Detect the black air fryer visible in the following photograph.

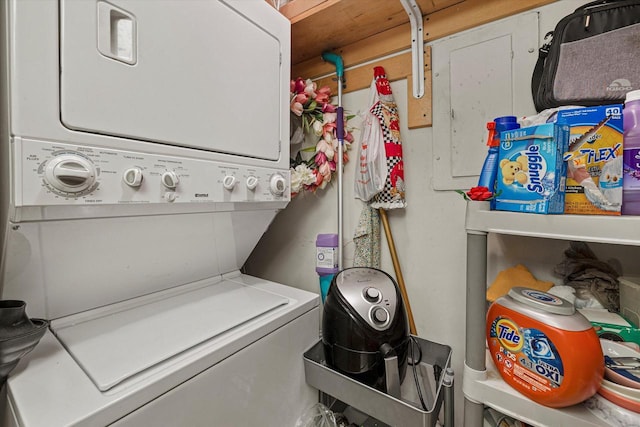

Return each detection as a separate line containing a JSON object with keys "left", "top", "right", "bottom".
{"left": 322, "top": 267, "right": 410, "bottom": 392}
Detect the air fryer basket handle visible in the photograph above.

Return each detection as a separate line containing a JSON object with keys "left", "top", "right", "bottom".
{"left": 380, "top": 343, "right": 401, "bottom": 398}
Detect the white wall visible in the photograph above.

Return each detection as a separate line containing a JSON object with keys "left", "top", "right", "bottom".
{"left": 245, "top": 1, "right": 589, "bottom": 425}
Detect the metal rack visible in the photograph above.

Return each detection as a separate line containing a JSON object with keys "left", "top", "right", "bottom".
{"left": 462, "top": 202, "right": 640, "bottom": 426}
{"left": 303, "top": 336, "right": 453, "bottom": 426}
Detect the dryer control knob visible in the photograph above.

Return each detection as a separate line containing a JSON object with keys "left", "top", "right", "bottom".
{"left": 269, "top": 174, "right": 287, "bottom": 196}
{"left": 223, "top": 175, "right": 237, "bottom": 191}
{"left": 246, "top": 176, "right": 259, "bottom": 191}
{"left": 161, "top": 171, "right": 179, "bottom": 189}
{"left": 123, "top": 167, "right": 143, "bottom": 187}
{"left": 44, "top": 154, "right": 97, "bottom": 194}
{"left": 371, "top": 307, "right": 389, "bottom": 324}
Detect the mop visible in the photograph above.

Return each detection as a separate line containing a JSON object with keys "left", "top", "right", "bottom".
{"left": 321, "top": 52, "right": 346, "bottom": 270}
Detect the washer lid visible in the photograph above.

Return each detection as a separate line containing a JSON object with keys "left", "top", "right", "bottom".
{"left": 52, "top": 280, "right": 288, "bottom": 391}
{"left": 508, "top": 287, "right": 575, "bottom": 315}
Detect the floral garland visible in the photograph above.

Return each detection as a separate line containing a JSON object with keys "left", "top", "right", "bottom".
{"left": 289, "top": 77, "right": 354, "bottom": 196}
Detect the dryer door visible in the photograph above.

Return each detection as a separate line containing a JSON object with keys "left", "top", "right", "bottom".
{"left": 59, "top": 0, "right": 286, "bottom": 161}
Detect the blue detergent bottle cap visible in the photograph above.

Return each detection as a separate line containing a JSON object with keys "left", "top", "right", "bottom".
{"left": 493, "top": 115, "right": 520, "bottom": 136}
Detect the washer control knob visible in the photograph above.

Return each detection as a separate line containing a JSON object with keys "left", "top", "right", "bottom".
{"left": 161, "top": 171, "right": 179, "bottom": 189}
{"left": 44, "top": 154, "right": 96, "bottom": 193}
{"left": 223, "top": 175, "right": 237, "bottom": 191}
{"left": 246, "top": 176, "right": 259, "bottom": 191}
{"left": 164, "top": 191, "right": 176, "bottom": 202}
{"left": 364, "top": 287, "right": 381, "bottom": 302}
{"left": 123, "top": 167, "right": 143, "bottom": 187}
{"left": 269, "top": 173, "right": 287, "bottom": 196}
{"left": 371, "top": 307, "right": 389, "bottom": 324}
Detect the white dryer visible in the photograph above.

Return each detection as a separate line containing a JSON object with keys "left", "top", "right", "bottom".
{"left": 0, "top": 1, "right": 319, "bottom": 426}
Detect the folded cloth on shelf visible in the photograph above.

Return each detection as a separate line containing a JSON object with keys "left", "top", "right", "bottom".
{"left": 554, "top": 241, "right": 621, "bottom": 312}
{"left": 486, "top": 264, "right": 554, "bottom": 302}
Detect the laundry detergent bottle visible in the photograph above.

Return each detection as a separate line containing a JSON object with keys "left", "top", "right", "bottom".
{"left": 486, "top": 287, "right": 603, "bottom": 408}
{"left": 622, "top": 89, "right": 640, "bottom": 214}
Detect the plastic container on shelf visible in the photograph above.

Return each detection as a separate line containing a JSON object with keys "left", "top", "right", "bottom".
{"left": 316, "top": 234, "right": 338, "bottom": 302}
{"left": 622, "top": 89, "right": 640, "bottom": 215}
{"left": 486, "top": 287, "right": 604, "bottom": 408}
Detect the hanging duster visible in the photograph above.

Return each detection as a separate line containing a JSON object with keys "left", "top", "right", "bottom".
{"left": 368, "top": 66, "right": 416, "bottom": 334}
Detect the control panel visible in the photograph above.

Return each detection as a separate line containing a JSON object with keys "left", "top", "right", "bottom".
{"left": 16, "top": 139, "right": 290, "bottom": 207}
{"left": 335, "top": 268, "right": 399, "bottom": 332}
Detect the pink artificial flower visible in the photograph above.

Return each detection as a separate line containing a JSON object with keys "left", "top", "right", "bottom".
{"left": 317, "top": 86, "right": 331, "bottom": 97}
{"left": 293, "top": 77, "right": 306, "bottom": 94}
{"left": 316, "top": 93, "right": 330, "bottom": 105}
{"left": 329, "top": 160, "right": 336, "bottom": 172}
{"left": 294, "top": 93, "right": 309, "bottom": 105}
{"left": 315, "top": 151, "right": 327, "bottom": 165}
{"left": 323, "top": 127, "right": 336, "bottom": 146}
{"left": 322, "top": 103, "right": 336, "bottom": 113}
{"left": 291, "top": 101, "right": 303, "bottom": 116}
{"left": 315, "top": 87, "right": 331, "bottom": 105}
{"left": 345, "top": 131, "right": 354, "bottom": 143}
{"left": 313, "top": 170, "right": 323, "bottom": 186}
{"left": 316, "top": 140, "right": 334, "bottom": 161}
{"left": 319, "top": 162, "right": 332, "bottom": 179}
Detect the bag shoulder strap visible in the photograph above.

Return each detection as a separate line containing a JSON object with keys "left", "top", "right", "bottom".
{"left": 530, "top": 31, "right": 553, "bottom": 104}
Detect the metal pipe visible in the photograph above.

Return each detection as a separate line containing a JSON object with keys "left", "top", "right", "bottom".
{"left": 464, "top": 230, "right": 488, "bottom": 427}
{"left": 399, "top": 0, "right": 424, "bottom": 99}
{"left": 443, "top": 368, "right": 455, "bottom": 427}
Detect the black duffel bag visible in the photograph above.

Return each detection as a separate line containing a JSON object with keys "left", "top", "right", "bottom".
{"left": 532, "top": 0, "right": 640, "bottom": 112}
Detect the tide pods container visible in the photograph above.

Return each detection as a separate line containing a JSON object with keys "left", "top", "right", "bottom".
{"left": 486, "top": 287, "right": 603, "bottom": 408}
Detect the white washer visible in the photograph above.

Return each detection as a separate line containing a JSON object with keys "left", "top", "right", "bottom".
{"left": 0, "top": 1, "right": 319, "bottom": 425}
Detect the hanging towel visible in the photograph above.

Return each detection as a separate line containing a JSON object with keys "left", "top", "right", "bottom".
{"left": 353, "top": 206, "right": 381, "bottom": 268}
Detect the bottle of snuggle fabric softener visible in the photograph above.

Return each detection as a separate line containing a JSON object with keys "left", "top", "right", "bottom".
{"left": 622, "top": 90, "right": 640, "bottom": 214}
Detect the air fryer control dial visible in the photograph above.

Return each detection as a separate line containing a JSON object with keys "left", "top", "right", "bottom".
{"left": 371, "top": 306, "right": 389, "bottom": 324}
{"left": 364, "top": 287, "right": 381, "bottom": 302}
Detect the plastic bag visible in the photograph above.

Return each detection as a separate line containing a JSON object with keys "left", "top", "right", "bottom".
{"left": 354, "top": 81, "right": 387, "bottom": 202}
{"left": 295, "top": 403, "right": 337, "bottom": 427}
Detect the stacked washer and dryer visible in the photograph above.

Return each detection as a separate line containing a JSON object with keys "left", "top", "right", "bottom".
{"left": 0, "top": 1, "right": 319, "bottom": 425}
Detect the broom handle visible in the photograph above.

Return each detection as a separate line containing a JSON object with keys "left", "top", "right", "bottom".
{"left": 379, "top": 208, "right": 417, "bottom": 335}
{"left": 322, "top": 51, "right": 345, "bottom": 269}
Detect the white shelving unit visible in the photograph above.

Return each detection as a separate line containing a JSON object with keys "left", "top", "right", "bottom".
{"left": 462, "top": 202, "right": 640, "bottom": 427}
